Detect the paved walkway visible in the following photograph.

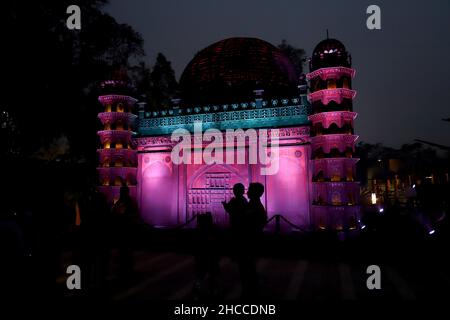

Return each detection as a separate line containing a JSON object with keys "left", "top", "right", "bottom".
{"left": 86, "top": 249, "right": 449, "bottom": 301}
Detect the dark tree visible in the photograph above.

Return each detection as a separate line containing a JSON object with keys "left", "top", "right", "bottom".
{"left": 149, "top": 53, "right": 179, "bottom": 110}
{"left": 130, "top": 61, "right": 152, "bottom": 103}
{"left": 278, "top": 39, "right": 306, "bottom": 77}
{"left": 3, "top": 0, "right": 145, "bottom": 162}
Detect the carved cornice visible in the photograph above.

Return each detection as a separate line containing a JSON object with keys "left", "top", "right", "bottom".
{"left": 97, "top": 130, "right": 132, "bottom": 144}
{"left": 135, "top": 126, "right": 310, "bottom": 149}
{"left": 306, "top": 67, "right": 356, "bottom": 81}
{"left": 98, "top": 95, "right": 138, "bottom": 107}
{"left": 309, "top": 88, "right": 356, "bottom": 105}
{"left": 310, "top": 134, "right": 359, "bottom": 153}
{"left": 308, "top": 111, "right": 357, "bottom": 128}
{"left": 98, "top": 112, "right": 137, "bottom": 125}
{"left": 138, "top": 104, "right": 311, "bottom": 135}
{"left": 97, "top": 148, "right": 137, "bottom": 165}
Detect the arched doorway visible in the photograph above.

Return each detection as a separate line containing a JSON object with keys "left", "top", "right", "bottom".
{"left": 187, "top": 164, "right": 249, "bottom": 226}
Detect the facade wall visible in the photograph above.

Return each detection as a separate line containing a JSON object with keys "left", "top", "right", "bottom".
{"left": 136, "top": 126, "right": 311, "bottom": 229}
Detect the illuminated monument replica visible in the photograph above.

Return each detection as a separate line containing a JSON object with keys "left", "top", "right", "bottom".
{"left": 96, "top": 37, "right": 360, "bottom": 232}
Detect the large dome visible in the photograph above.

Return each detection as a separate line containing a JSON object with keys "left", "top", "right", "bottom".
{"left": 179, "top": 37, "right": 299, "bottom": 105}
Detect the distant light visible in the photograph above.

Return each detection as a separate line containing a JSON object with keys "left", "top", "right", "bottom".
{"left": 412, "top": 184, "right": 416, "bottom": 188}
{"left": 361, "top": 225, "right": 366, "bottom": 230}
{"left": 379, "top": 208, "right": 384, "bottom": 213}
{"left": 429, "top": 229, "right": 435, "bottom": 235}
{"left": 426, "top": 176, "right": 433, "bottom": 179}
{"left": 371, "top": 193, "right": 377, "bottom": 205}
{"left": 377, "top": 159, "right": 382, "bottom": 162}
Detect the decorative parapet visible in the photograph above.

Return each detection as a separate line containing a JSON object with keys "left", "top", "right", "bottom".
{"left": 308, "top": 111, "right": 357, "bottom": 129}
{"left": 135, "top": 126, "right": 310, "bottom": 150}
{"left": 310, "top": 134, "right": 358, "bottom": 153}
{"left": 306, "top": 67, "right": 356, "bottom": 81}
{"left": 97, "top": 148, "right": 137, "bottom": 166}
{"left": 98, "top": 95, "right": 138, "bottom": 107}
{"left": 308, "top": 88, "right": 356, "bottom": 105}
{"left": 97, "top": 130, "right": 133, "bottom": 145}
{"left": 143, "top": 97, "right": 304, "bottom": 118}
{"left": 138, "top": 103, "right": 311, "bottom": 136}
{"left": 98, "top": 112, "right": 137, "bottom": 126}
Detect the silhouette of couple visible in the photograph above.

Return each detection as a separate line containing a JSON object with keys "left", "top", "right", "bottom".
{"left": 222, "top": 182, "right": 267, "bottom": 235}
{"left": 222, "top": 182, "right": 267, "bottom": 298}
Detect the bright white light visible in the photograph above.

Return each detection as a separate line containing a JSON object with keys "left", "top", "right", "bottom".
{"left": 429, "top": 229, "right": 435, "bottom": 235}
{"left": 371, "top": 193, "right": 377, "bottom": 205}
{"left": 361, "top": 225, "right": 366, "bottom": 230}
{"left": 379, "top": 208, "right": 384, "bottom": 213}
{"left": 413, "top": 184, "right": 416, "bottom": 188}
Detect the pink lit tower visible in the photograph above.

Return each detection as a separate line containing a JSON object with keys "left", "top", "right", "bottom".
{"left": 96, "top": 72, "right": 138, "bottom": 203}
{"left": 307, "top": 38, "right": 360, "bottom": 232}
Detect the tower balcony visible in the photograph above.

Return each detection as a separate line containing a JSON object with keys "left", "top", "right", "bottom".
{"left": 308, "top": 111, "right": 357, "bottom": 129}
{"left": 310, "top": 134, "right": 358, "bottom": 155}
{"left": 97, "top": 148, "right": 137, "bottom": 167}
{"left": 312, "top": 181, "right": 360, "bottom": 206}
{"left": 312, "top": 157, "right": 359, "bottom": 182}
{"left": 97, "top": 185, "right": 137, "bottom": 204}
{"left": 98, "top": 112, "right": 137, "bottom": 126}
{"left": 98, "top": 95, "right": 138, "bottom": 108}
{"left": 306, "top": 67, "right": 355, "bottom": 81}
{"left": 309, "top": 88, "right": 356, "bottom": 105}
{"left": 97, "top": 130, "right": 133, "bottom": 145}
{"left": 97, "top": 167, "right": 137, "bottom": 186}
{"left": 311, "top": 205, "right": 360, "bottom": 231}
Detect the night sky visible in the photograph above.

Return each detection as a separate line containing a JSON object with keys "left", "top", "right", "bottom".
{"left": 106, "top": 0, "right": 450, "bottom": 148}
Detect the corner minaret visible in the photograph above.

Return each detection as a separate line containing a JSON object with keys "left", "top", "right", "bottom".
{"left": 307, "top": 38, "right": 360, "bottom": 232}
{"left": 96, "top": 72, "right": 138, "bottom": 203}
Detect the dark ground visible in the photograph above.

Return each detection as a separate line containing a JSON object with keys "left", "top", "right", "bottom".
{"left": 1, "top": 205, "right": 449, "bottom": 307}
{"left": 51, "top": 208, "right": 450, "bottom": 302}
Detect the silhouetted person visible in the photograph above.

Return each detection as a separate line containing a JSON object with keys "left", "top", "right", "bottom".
{"left": 193, "top": 212, "right": 220, "bottom": 299}
{"left": 79, "top": 186, "right": 110, "bottom": 294}
{"left": 237, "top": 182, "right": 267, "bottom": 298}
{"left": 222, "top": 183, "right": 248, "bottom": 232}
{"left": 245, "top": 183, "right": 268, "bottom": 235}
{"left": 111, "top": 185, "right": 138, "bottom": 283}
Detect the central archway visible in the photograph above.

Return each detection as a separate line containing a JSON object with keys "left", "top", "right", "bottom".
{"left": 186, "top": 164, "right": 249, "bottom": 226}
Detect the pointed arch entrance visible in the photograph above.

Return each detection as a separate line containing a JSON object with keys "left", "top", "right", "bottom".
{"left": 186, "top": 164, "right": 249, "bottom": 226}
